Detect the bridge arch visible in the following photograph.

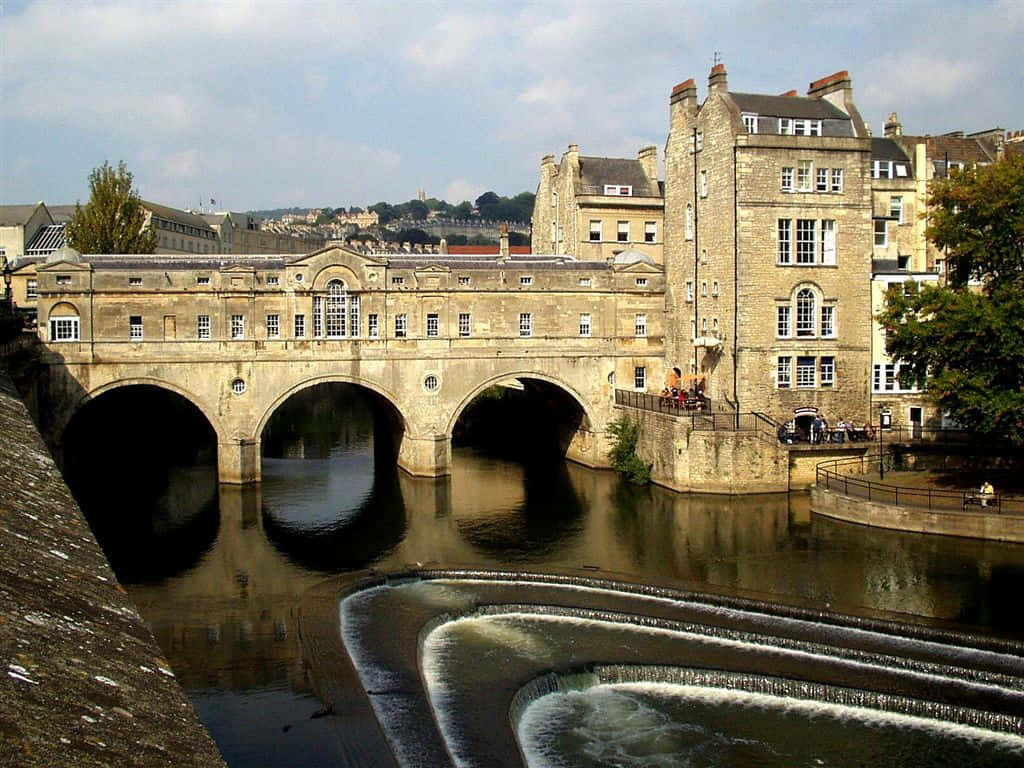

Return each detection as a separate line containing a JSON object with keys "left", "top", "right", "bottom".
{"left": 54, "top": 376, "right": 223, "bottom": 445}
{"left": 446, "top": 371, "right": 596, "bottom": 437}
{"left": 254, "top": 374, "right": 410, "bottom": 441}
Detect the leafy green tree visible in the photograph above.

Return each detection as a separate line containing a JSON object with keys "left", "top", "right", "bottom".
{"left": 66, "top": 161, "right": 157, "bottom": 253}
{"left": 453, "top": 201, "right": 473, "bottom": 219}
{"left": 606, "top": 414, "right": 651, "bottom": 484}
{"left": 879, "top": 155, "right": 1024, "bottom": 445}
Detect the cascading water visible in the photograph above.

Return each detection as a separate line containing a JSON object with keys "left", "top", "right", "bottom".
{"left": 334, "top": 571, "right": 1024, "bottom": 768}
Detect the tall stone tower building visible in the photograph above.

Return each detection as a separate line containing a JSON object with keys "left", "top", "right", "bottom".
{"left": 664, "top": 65, "right": 873, "bottom": 424}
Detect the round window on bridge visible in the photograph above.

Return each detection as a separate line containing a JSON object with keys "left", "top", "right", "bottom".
{"left": 231, "top": 378, "right": 247, "bottom": 395}
{"left": 423, "top": 374, "right": 440, "bottom": 393}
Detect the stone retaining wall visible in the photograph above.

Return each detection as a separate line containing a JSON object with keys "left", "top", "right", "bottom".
{"left": 0, "top": 372, "right": 225, "bottom": 766}
{"left": 811, "top": 486, "right": 1024, "bottom": 543}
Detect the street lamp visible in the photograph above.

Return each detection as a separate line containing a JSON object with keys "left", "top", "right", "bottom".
{"left": 879, "top": 408, "right": 891, "bottom": 479}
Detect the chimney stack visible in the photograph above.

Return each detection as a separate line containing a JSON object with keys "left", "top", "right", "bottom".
{"left": 884, "top": 112, "right": 903, "bottom": 137}
{"left": 669, "top": 78, "right": 698, "bottom": 133}
{"left": 638, "top": 146, "right": 658, "bottom": 186}
{"left": 499, "top": 223, "right": 509, "bottom": 260}
{"left": 708, "top": 62, "right": 728, "bottom": 93}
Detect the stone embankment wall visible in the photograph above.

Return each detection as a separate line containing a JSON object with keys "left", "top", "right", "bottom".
{"left": 0, "top": 372, "right": 225, "bottom": 766}
{"left": 812, "top": 487, "right": 1024, "bottom": 543}
{"left": 624, "top": 408, "right": 789, "bottom": 493}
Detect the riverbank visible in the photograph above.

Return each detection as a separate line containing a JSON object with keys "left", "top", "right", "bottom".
{"left": 0, "top": 372, "right": 225, "bottom": 767}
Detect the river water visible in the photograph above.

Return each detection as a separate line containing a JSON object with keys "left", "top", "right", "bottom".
{"left": 65, "top": 384, "right": 1024, "bottom": 766}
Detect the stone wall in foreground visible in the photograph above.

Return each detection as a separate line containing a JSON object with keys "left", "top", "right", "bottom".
{"left": 0, "top": 371, "right": 225, "bottom": 767}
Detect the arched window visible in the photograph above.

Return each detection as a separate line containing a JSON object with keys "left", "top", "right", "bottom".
{"left": 796, "top": 288, "right": 816, "bottom": 337}
{"left": 48, "top": 302, "right": 80, "bottom": 342}
{"left": 314, "top": 278, "right": 361, "bottom": 338}
{"left": 325, "top": 279, "right": 347, "bottom": 337}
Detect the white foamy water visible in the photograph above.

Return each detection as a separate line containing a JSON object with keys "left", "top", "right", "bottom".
{"left": 518, "top": 683, "right": 1024, "bottom": 768}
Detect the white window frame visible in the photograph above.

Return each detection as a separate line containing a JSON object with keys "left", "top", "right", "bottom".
{"left": 458, "top": 312, "right": 471, "bottom": 337}
{"left": 685, "top": 280, "right": 694, "bottom": 302}
{"left": 816, "top": 167, "right": 829, "bottom": 192}
{"left": 367, "top": 313, "right": 379, "bottom": 338}
{"left": 890, "top": 195, "right": 904, "bottom": 224}
{"left": 797, "top": 160, "right": 812, "bottom": 192}
{"left": 391, "top": 276, "right": 405, "bottom": 286}
{"left": 779, "top": 118, "right": 793, "bottom": 135}
{"left": 820, "top": 356, "right": 835, "bottom": 387}
{"left": 820, "top": 219, "right": 836, "bottom": 265}
{"left": 644, "top": 221, "right": 656, "bottom": 243}
{"left": 49, "top": 316, "right": 80, "bottom": 342}
{"left": 579, "top": 313, "right": 591, "bottom": 337}
{"left": 520, "top": 275, "right": 533, "bottom": 286}
{"left": 796, "top": 288, "right": 816, "bottom": 337}
{"left": 874, "top": 219, "right": 888, "bottom": 247}
{"left": 266, "top": 275, "right": 279, "bottom": 286}
{"left": 635, "top": 277, "right": 648, "bottom": 287}
{"left": 589, "top": 220, "right": 602, "bottom": 241}
{"left": 617, "top": 221, "right": 629, "bottom": 242}
{"left": 26, "top": 279, "right": 38, "bottom": 299}
{"left": 821, "top": 305, "right": 836, "bottom": 338}
{"left": 266, "top": 313, "right": 280, "bottom": 339}
{"left": 781, "top": 166, "right": 794, "bottom": 192}
{"left": 777, "top": 356, "right": 791, "bottom": 388}
{"left": 634, "top": 366, "right": 646, "bottom": 391}
{"left": 519, "top": 312, "right": 532, "bottom": 337}
{"left": 831, "top": 168, "right": 843, "bottom": 193}
{"left": 873, "top": 160, "right": 893, "bottom": 179}
{"left": 579, "top": 277, "right": 592, "bottom": 287}
{"left": 701, "top": 280, "right": 708, "bottom": 297}
{"left": 426, "top": 313, "right": 439, "bottom": 337}
{"left": 742, "top": 113, "right": 758, "bottom": 133}
{"left": 796, "top": 356, "right": 816, "bottom": 388}
{"left": 197, "top": 314, "right": 211, "bottom": 340}
{"left": 635, "top": 314, "right": 647, "bottom": 338}
{"left": 128, "top": 315, "right": 143, "bottom": 340}
{"left": 796, "top": 219, "right": 816, "bottom": 263}
{"left": 197, "top": 276, "right": 210, "bottom": 285}
{"left": 394, "top": 313, "right": 407, "bottom": 338}
{"left": 231, "top": 314, "right": 245, "bottom": 339}
{"left": 294, "top": 313, "right": 306, "bottom": 339}
{"left": 778, "top": 219, "right": 792, "bottom": 264}
{"left": 604, "top": 184, "right": 633, "bottom": 196}
{"left": 685, "top": 204, "right": 693, "bottom": 240}
{"left": 699, "top": 170, "right": 708, "bottom": 198}
{"left": 712, "top": 280, "right": 719, "bottom": 297}
{"left": 458, "top": 276, "right": 471, "bottom": 285}
{"left": 776, "top": 305, "right": 791, "bottom": 338}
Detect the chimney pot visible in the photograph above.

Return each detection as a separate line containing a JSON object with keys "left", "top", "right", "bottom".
{"left": 708, "top": 63, "right": 728, "bottom": 92}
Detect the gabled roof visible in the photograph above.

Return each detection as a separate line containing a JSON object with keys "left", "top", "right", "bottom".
{"left": 578, "top": 157, "right": 660, "bottom": 197}
{"left": 0, "top": 203, "right": 47, "bottom": 227}
{"left": 923, "top": 135, "right": 998, "bottom": 165}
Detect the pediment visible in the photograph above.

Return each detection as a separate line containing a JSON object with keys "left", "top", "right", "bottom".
{"left": 613, "top": 260, "right": 663, "bottom": 274}
{"left": 290, "top": 244, "right": 386, "bottom": 268}
{"left": 412, "top": 263, "right": 451, "bottom": 273}
{"left": 221, "top": 264, "right": 255, "bottom": 273}
{"left": 36, "top": 259, "right": 91, "bottom": 272}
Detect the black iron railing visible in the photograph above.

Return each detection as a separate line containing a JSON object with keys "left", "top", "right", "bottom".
{"left": 615, "top": 390, "right": 779, "bottom": 434}
{"left": 816, "top": 454, "right": 1023, "bottom": 515}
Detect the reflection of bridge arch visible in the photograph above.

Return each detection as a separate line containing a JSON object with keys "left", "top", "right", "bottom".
{"left": 254, "top": 374, "right": 410, "bottom": 441}
{"left": 55, "top": 377, "right": 222, "bottom": 445}
{"left": 445, "top": 371, "right": 595, "bottom": 438}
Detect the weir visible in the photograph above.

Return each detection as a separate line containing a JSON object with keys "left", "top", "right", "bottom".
{"left": 324, "top": 570, "right": 1024, "bottom": 767}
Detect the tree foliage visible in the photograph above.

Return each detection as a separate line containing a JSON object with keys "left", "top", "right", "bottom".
{"left": 928, "top": 155, "right": 1024, "bottom": 288}
{"left": 606, "top": 414, "right": 651, "bottom": 484}
{"left": 66, "top": 161, "right": 157, "bottom": 254}
{"left": 880, "top": 155, "right": 1024, "bottom": 445}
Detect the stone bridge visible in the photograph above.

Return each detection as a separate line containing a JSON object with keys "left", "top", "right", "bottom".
{"left": 28, "top": 245, "right": 668, "bottom": 483}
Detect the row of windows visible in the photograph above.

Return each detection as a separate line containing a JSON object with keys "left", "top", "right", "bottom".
{"left": 781, "top": 162, "right": 843, "bottom": 193}
{"left": 777, "top": 355, "right": 835, "bottom": 389}
{"left": 153, "top": 217, "right": 216, "bottom": 239}
{"left": 872, "top": 363, "right": 923, "bottom": 393}
{"left": 684, "top": 279, "right": 720, "bottom": 301}
{"left": 778, "top": 218, "right": 836, "bottom": 265}
{"left": 743, "top": 114, "right": 823, "bottom": 136}
{"left": 99, "top": 310, "right": 654, "bottom": 342}
{"left": 588, "top": 220, "right": 658, "bottom": 243}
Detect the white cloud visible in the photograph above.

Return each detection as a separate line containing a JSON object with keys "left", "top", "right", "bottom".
{"left": 443, "top": 179, "right": 486, "bottom": 204}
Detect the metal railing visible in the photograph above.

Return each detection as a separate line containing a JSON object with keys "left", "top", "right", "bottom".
{"left": 816, "top": 454, "right": 1024, "bottom": 515}
{"left": 615, "top": 390, "right": 778, "bottom": 434}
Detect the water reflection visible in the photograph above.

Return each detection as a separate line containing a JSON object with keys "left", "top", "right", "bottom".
{"left": 65, "top": 383, "right": 1024, "bottom": 767}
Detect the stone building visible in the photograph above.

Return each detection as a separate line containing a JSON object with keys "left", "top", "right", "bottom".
{"left": 531, "top": 144, "right": 664, "bottom": 264}
{"left": 664, "top": 65, "right": 874, "bottom": 429}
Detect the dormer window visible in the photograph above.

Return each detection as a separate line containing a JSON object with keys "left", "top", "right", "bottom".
{"left": 873, "top": 160, "right": 893, "bottom": 179}
{"left": 603, "top": 185, "right": 632, "bottom": 196}
{"left": 742, "top": 113, "right": 758, "bottom": 133}
{"left": 780, "top": 118, "right": 821, "bottom": 136}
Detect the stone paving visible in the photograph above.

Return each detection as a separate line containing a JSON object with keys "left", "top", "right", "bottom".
{"left": 0, "top": 372, "right": 225, "bottom": 767}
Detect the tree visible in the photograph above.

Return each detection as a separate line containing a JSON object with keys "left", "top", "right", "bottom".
{"left": 879, "top": 155, "right": 1024, "bottom": 445}
{"left": 66, "top": 161, "right": 157, "bottom": 253}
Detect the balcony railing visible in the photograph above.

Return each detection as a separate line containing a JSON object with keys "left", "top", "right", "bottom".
{"left": 615, "top": 390, "right": 778, "bottom": 436}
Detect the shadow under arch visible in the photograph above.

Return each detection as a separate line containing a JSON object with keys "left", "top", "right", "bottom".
{"left": 59, "top": 384, "right": 220, "bottom": 584}
{"left": 448, "top": 371, "right": 593, "bottom": 434}
{"left": 255, "top": 374, "right": 409, "bottom": 450}
{"left": 54, "top": 376, "right": 223, "bottom": 447}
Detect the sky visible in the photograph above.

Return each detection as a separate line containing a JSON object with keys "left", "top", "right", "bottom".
{"left": 2, "top": 0, "right": 1022, "bottom": 212}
